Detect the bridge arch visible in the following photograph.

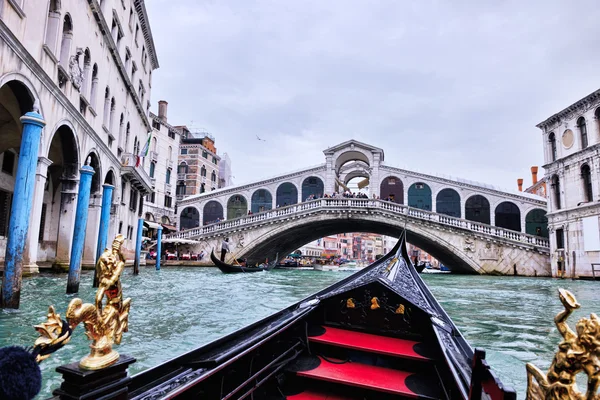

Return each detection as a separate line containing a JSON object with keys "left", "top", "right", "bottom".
{"left": 276, "top": 182, "right": 298, "bottom": 207}
{"left": 408, "top": 182, "right": 432, "bottom": 211}
{"left": 203, "top": 200, "right": 223, "bottom": 225}
{"left": 235, "top": 213, "right": 482, "bottom": 274}
{"left": 227, "top": 194, "right": 248, "bottom": 219}
{"left": 495, "top": 201, "right": 521, "bottom": 232}
{"left": 436, "top": 188, "right": 461, "bottom": 217}
{"left": 465, "top": 194, "right": 490, "bottom": 224}
{"left": 525, "top": 208, "right": 548, "bottom": 237}
{"left": 379, "top": 176, "right": 404, "bottom": 203}
{"left": 180, "top": 206, "right": 201, "bottom": 230}
{"left": 302, "top": 176, "right": 324, "bottom": 201}
{"left": 334, "top": 150, "right": 371, "bottom": 174}
{"left": 251, "top": 189, "right": 273, "bottom": 213}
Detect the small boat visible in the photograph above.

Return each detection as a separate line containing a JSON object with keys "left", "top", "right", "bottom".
{"left": 210, "top": 250, "right": 278, "bottom": 274}
{"left": 130, "top": 231, "right": 514, "bottom": 399}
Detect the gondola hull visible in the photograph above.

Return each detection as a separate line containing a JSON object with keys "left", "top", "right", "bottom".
{"left": 210, "top": 250, "right": 276, "bottom": 274}
{"left": 129, "top": 233, "right": 515, "bottom": 400}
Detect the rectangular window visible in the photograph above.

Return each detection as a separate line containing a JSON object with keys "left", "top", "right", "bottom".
{"left": 152, "top": 120, "right": 160, "bottom": 130}
{"left": 181, "top": 148, "right": 188, "bottom": 155}
{"left": 168, "top": 130, "right": 175, "bottom": 139}
{"left": 166, "top": 168, "right": 171, "bottom": 184}
{"left": 164, "top": 195, "right": 172, "bottom": 208}
{"left": 212, "top": 157, "right": 218, "bottom": 165}
{"left": 39, "top": 203, "right": 47, "bottom": 243}
{"left": 556, "top": 228, "right": 565, "bottom": 249}
{"left": 202, "top": 151, "right": 208, "bottom": 158}
{"left": 0, "top": 189, "right": 12, "bottom": 237}
{"left": 129, "top": 189, "right": 137, "bottom": 211}
{"left": 2, "top": 151, "right": 15, "bottom": 175}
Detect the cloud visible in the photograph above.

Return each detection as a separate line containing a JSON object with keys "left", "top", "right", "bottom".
{"left": 145, "top": 0, "right": 600, "bottom": 191}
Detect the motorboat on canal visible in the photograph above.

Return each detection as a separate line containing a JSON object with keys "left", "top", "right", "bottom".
{"left": 127, "top": 231, "right": 514, "bottom": 400}
{"left": 210, "top": 250, "right": 278, "bottom": 274}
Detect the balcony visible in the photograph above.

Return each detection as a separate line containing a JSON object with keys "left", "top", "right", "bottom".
{"left": 150, "top": 177, "right": 156, "bottom": 187}
{"left": 150, "top": 151, "right": 158, "bottom": 162}
{"left": 165, "top": 183, "right": 172, "bottom": 194}
{"left": 177, "top": 172, "right": 185, "bottom": 180}
{"left": 120, "top": 153, "right": 153, "bottom": 195}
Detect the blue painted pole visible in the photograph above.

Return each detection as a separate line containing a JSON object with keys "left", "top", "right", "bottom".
{"left": 66, "top": 165, "right": 95, "bottom": 294}
{"left": 95, "top": 184, "right": 114, "bottom": 263}
{"left": 156, "top": 226, "right": 163, "bottom": 270}
{"left": 93, "top": 184, "right": 113, "bottom": 287}
{"left": 1, "top": 111, "right": 45, "bottom": 309}
{"left": 134, "top": 217, "right": 143, "bottom": 275}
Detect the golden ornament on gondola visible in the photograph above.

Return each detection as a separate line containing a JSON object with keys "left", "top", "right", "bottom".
{"left": 346, "top": 298, "right": 356, "bottom": 309}
{"left": 526, "top": 288, "right": 600, "bottom": 400}
{"left": 370, "top": 297, "right": 380, "bottom": 310}
{"left": 395, "top": 304, "right": 405, "bottom": 314}
{"left": 33, "top": 235, "right": 131, "bottom": 370}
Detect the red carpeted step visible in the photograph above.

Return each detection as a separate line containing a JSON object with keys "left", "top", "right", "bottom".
{"left": 309, "top": 326, "right": 432, "bottom": 361}
{"left": 296, "top": 357, "right": 440, "bottom": 399}
{"left": 286, "top": 390, "right": 354, "bottom": 399}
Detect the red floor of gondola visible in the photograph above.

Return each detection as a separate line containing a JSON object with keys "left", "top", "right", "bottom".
{"left": 296, "top": 357, "right": 420, "bottom": 397}
{"left": 286, "top": 390, "right": 354, "bottom": 400}
{"left": 309, "top": 326, "right": 431, "bottom": 361}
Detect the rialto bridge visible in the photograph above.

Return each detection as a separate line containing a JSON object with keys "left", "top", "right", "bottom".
{"left": 171, "top": 140, "right": 551, "bottom": 275}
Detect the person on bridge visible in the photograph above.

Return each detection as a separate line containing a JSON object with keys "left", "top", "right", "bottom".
{"left": 221, "top": 238, "right": 230, "bottom": 262}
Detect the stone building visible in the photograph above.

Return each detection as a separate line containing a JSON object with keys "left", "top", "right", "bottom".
{"left": 143, "top": 100, "right": 180, "bottom": 235}
{"left": 176, "top": 130, "right": 221, "bottom": 229}
{"left": 0, "top": 0, "right": 158, "bottom": 276}
{"left": 537, "top": 88, "right": 600, "bottom": 278}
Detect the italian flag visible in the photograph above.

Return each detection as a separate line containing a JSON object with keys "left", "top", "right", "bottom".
{"left": 136, "top": 133, "right": 152, "bottom": 167}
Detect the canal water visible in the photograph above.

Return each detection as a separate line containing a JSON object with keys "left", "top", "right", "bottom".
{"left": 0, "top": 267, "right": 597, "bottom": 399}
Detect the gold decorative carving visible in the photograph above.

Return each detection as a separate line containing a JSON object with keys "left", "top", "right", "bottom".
{"left": 346, "top": 298, "right": 356, "bottom": 309}
{"left": 370, "top": 297, "right": 380, "bottom": 310}
{"left": 33, "top": 235, "right": 131, "bottom": 370}
{"left": 526, "top": 289, "right": 600, "bottom": 400}
{"left": 395, "top": 304, "right": 405, "bottom": 314}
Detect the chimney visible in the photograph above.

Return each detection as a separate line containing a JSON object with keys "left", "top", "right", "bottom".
{"left": 158, "top": 100, "right": 168, "bottom": 122}
{"left": 517, "top": 178, "right": 523, "bottom": 192}
{"left": 531, "top": 166, "right": 538, "bottom": 185}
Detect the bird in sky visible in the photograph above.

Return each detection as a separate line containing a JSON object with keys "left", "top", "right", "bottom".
{"left": 256, "top": 135, "right": 266, "bottom": 142}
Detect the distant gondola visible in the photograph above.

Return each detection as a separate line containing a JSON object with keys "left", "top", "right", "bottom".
{"left": 130, "top": 232, "right": 515, "bottom": 399}
{"left": 210, "top": 250, "right": 278, "bottom": 274}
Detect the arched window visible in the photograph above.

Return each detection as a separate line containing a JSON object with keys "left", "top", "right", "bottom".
{"left": 211, "top": 171, "right": 216, "bottom": 182}
{"left": 103, "top": 87, "right": 110, "bottom": 126}
{"left": 552, "top": 175, "right": 561, "bottom": 210}
{"left": 133, "top": 137, "right": 139, "bottom": 156}
{"left": 178, "top": 163, "right": 188, "bottom": 174}
{"left": 152, "top": 137, "right": 157, "bottom": 152}
{"left": 118, "top": 113, "right": 124, "bottom": 149}
{"left": 596, "top": 108, "right": 600, "bottom": 137}
{"left": 166, "top": 168, "right": 171, "bottom": 184}
{"left": 44, "top": 0, "right": 61, "bottom": 55}
{"left": 109, "top": 97, "right": 116, "bottom": 133}
{"left": 548, "top": 132, "right": 557, "bottom": 162}
{"left": 82, "top": 48, "right": 91, "bottom": 98}
{"left": 581, "top": 164, "right": 593, "bottom": 202}
{"left": 168, "top": 146, "right": 172, "bottom": 162}
{"left": 176, "top": 181, "right": 186, "bottom": 196}
{"left": 90, "top": 64, "right": 98, "bottom": 109}
{"left": 125, "top": 122, "right": 130, "bottom": 152}
{"left": 149, "top": 162, "right": 155, "bottom": 178}
{"left": 59, "top": 14, "right": 73, "bottom": 66}
{"left": 578, "top": 117, "right": 588, "bottom": 149}
{"left": 201, "top": 166, "right": 206, "bottom": 177}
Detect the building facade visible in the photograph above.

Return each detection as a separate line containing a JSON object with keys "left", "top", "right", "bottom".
{"left": 537, "top": 89, "right": 600, "bottom": 278}
{"left": 176, "top": 131, "right": 221, "bottom": 229}
{"left": 143, "top": 100, "right": 180, "bottom": 235}
{"left": 0, "top": 0, "right": 158, "bottom": 272}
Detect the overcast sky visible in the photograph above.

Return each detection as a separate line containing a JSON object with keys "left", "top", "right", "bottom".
{"left": 144, "top": 0, "right": 600, "bottom": 192}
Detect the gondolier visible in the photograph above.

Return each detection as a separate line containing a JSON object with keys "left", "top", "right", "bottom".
{"left": 220, "top": 237, "right": 230, "bottom": 261}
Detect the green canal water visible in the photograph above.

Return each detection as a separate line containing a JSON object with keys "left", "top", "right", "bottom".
{"left": 0, "top": 267, "right": 598, "bottom": 399}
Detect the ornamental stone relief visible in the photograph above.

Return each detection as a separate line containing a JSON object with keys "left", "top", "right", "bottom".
{"left": 69, "top": 48, "right": 84, "bottom": 91}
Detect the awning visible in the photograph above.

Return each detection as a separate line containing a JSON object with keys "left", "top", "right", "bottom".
{"left": 162, "top": 224, "right": 177, "bottom": 232}
{"left": 144, "top": 220, "right": 162, "bottom": 230}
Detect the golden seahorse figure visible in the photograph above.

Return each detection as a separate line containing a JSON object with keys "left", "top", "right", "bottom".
{"left": 33, "top": 234, "right": 131, "bottom": 370}
{"left": 526, "top": 288, "right": 600, "bottom": 400}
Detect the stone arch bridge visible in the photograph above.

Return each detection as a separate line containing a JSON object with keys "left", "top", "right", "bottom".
{"left": 167, "top": 198, "right": 551, "bottom": 276}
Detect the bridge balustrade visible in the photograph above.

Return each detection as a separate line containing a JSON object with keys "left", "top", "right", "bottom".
{"left": 167, "top": 198, "right": 549, "bottom": 249}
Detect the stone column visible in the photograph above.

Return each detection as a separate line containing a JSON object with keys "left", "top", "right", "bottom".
{"left": 96, "top": 184, "right": 115, "bottom": 264}
{"left": 133, "top": 217, "right": 143, "bottom": 275}
{"left": 1, "top": 111, "right": 46, "bottom": 309}
{"left": 156, "top": 226, "right": 163, "bottom": 270}
{"left": 66, "top": 165, "right": 95, "bottom": 294}
{"left": 369, "top": 154, "right": 381, "bottom": 199}
{"left": 54, "top": 174, "right": 79, "bottom": 269}
{"left": 23, "top": 157, "right": 53, "bottom": 275}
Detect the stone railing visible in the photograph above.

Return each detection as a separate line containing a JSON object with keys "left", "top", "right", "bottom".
{"left": 166, "top": 198, "right": 550, "bottom": 250}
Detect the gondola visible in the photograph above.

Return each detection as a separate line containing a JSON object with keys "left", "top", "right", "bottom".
{"left": 211, "top": 250, "right": 278, "bottom": 274}
{"left": 129, "top": 231, "right": 515, "bottom": 400}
